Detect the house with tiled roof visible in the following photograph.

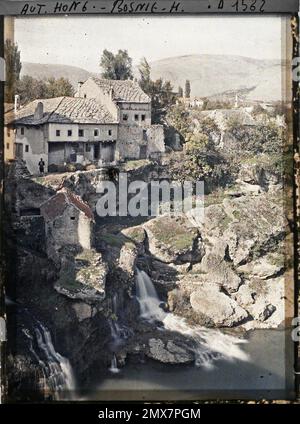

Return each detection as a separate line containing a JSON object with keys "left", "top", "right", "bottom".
{"left": 40, "top": 188, "right": 94, "bottom": 251}
{"left": 9, "top": 77, "right": 164, "bottom": 175}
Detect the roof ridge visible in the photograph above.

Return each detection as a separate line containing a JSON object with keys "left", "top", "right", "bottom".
{"left": 45, "top": 96, "right": 66, "bottom": 123}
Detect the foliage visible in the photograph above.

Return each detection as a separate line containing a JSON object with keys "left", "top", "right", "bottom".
{"left": 202, "top": 99, "right": 232, "bottom": 110}
{"left": 100, "top": 49, "right": 133, "bottom": 80}
{"left": 138, "top": 57, "right": 176, "bottom": 123}
{"left": 17, "top": 76, "right": 74, "bottom": 104}
{"left": 166, "top": 103, "right": 192, "bottom": 142}
{"left": 185, "top": 80, "right": 191, "bottom": 98}
{"left": 228, "top": 121, "right": 285, "bottom": 155}
{"left": 5, "top": 40, "right": 22, "bottom": 103}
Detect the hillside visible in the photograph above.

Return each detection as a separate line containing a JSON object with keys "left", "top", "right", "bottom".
{"left": 149, "top": 55, "right": 284, "bottom": 102}
{"left": 21, "top": 62, "right": 94, "bottom": 88}
{"left": 22, "top": 54, "right": 286, "bottom": 102}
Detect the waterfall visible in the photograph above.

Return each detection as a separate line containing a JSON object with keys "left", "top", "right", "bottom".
{"left": 109, "top": 354, "right": 120, "bottom": 374}
{"left": 22, "top": 315, "right": 76, "bottom": 400}
{"left": 135, "top": 269, "right": 249, "bottom": 369}
{"left": 135, "top": 270, "right": 167, "bottom": 323}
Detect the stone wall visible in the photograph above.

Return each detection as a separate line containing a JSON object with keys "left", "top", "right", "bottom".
{"left": 45, "top": 205, "right": 92, "bottom": 252}
{"left": 15, "top": 126, "right": 48, "bottom": 175}
{"left": 117, "top": 124, "right": 165, "bottom": 160}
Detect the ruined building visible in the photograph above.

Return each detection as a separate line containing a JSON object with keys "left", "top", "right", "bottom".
{"left": 6, "top": 77, "right": 165, "bottom": 174}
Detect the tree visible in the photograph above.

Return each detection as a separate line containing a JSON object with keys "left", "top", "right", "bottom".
{"left": 45, "top": 77, "right": 74, "bottom": 98}
{"left": 16, "top": 76, "right": 74, "bottom": 104}
{"left": 185, "top": 80, "right": 191, "bottom": 99}
{"left": 138, "top": 58, "right": 176, "bottom": 123}
{"left": 100, "top": 49, "right": 133, "bottom": 80}
{"left": 138, "top": 57, "right": 151, "bottom": 91}
{"left": 178, "top": 86, "right": 183, "bottom": 97}
{"left": 5, "top": 40, "right": 22, "bottom": 103}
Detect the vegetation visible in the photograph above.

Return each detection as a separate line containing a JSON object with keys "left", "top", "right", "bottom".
{"left": 138, "top": 57, "right": 176, "bottom": 123}
{"left": 100, "top": 49, "right": 133, "bottom": 80}
{"left": 5, "top": 40, "right": 22, "bottom": 103}
{"left": 16, "top": 75, "right": 74, "bottom": 104}
{"left": 185, "top": 79, "right": 191, "bottom": 98}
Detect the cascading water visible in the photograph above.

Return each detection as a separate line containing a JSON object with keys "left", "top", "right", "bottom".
{"left": 135, "top": 270, "right": 166, "bottom": 323}
{"left": 109, "top": 354, "right": 120, "bottom": 374}
{"left": 135, "top": 269, "right": 249, "bottom": 369}
{"left": 21, "top": 312, "right": 76, "bottom": 400}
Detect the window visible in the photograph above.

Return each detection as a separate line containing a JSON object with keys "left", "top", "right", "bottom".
{"left": 21, "top": 127, "right": 25, "bottom": 135}
{"left": 123, "top": 114, "right": 128, "bottom": 121}
{"left": 25, "top": 145, "right": 29, "bottom": 153}
{"left": 94, "top": 129, "right": 99, "bottom": 137}
{"left": 56, "top": 130, "right": 60, "bottom": 137}
{"left": 70, "top": 217, "right": 76, "bottom": 221}
{"left": 79, "top": 129, "right": 84, "bottom": 137}
{"left": 143, "top": 130, "right": 147, "bottom": 141}
{"left": 141, "top": 114, "right": 146, "bottom": 121}
{"left": 134, "top": 114, "right": 139, "bottom": 121}
{"left": 85, "top": 144, "right": 91, "bottom": 152}
{"left": 108, "top": 129, "right": 112, "bottom": 136}
{"left": 6, "top": 143, "right": 9, "bottom": 149}
{"left": 68, "top": 130, "right": 72, "bottom": 137}
{"left": 84, "top": 94, "right": 87, "bottom": 99}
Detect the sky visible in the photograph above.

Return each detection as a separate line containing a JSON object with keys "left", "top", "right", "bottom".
{"left": 14, "top": 16, "right": 284, "bottom": 72}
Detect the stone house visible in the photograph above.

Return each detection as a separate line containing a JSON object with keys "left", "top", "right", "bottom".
{"left": 4, "top": 103, "right": 16, "bottom": 162}
{"left": 40, "top": 188, "right": 94, "bottom": 251}
{"left": 10, "top": 77, "right": 165, "bottom": 174}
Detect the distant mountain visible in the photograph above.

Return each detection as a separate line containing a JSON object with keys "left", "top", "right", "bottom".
{"left": 22, "top": 54, "right": 286, "bottom": 102}
{"left": 148, "top": 55, "right": 285, "bottom": 102}
{"left": 21, "top": 62, "right": 95, "bottom": 88}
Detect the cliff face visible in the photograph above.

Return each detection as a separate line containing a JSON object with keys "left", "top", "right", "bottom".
{"left": 4, "top": 152, "right": 290, "bottom": 400}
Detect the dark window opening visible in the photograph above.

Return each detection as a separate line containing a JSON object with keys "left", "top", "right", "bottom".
{"left": 25, "top": 145, "right": 29, "bottom": 152}
{"left": 85, "top": 144, "right": 91, "bottom": 152}
{"left": 6, "top": 143, "right": 9, "bottom": 149}
{"left": 20, "top": 208, "right": 41, "bottom": 217}
{"left": 68, "top": 130, "right": 72, "bottom": 136}
{"left": 134, "top": 114, "right": 139, "bottom": 121}
{"left": 143, "top": 130, "right": 147, "bottom": 141}
{"left": 94, "top": 129, "right": 99, "bottom": 136}
{"left": 79, "top": 129, "right": 84, "bottom": 137}
{"left": 21, "top": 127, "right": 25, "bottom": 135}
{"left": 84, "top": 94, "right": 87, "bottom": 98}
{"left": 56, "top": 129, "right": 60, "bottom": 136}
{"left": 123, "top": 114, "right": 128, "bottom": 121}
{"left": 108, "top": 130, "right": 112, "bottom": 136}
{"left": 141, "top": 114, "right": 146, "bottom": 121}
{"left": 70, "top": 216, "right": 76, "bottom": 221}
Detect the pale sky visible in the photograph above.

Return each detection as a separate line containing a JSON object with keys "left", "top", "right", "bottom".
{"left": 15, "top": 16, "right": 284, "bottom": 72}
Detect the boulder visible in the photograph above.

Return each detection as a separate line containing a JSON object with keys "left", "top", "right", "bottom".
{"left": 190, "top": 283, "right": 248, "bottom": 327}
{"left": 146, "top": 338, "right": 194, "bottom": 364}
{"left": 143, "top": 215, "right": 204, "bottom": 264}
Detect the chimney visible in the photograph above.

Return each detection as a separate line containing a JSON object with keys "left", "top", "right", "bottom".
{"left": 77, "top": 81, "right": 83, "bottom": 97}
{"left": 34, "top": 102, "right": 44, "bottom": 121}
{"left": 14, "top": 94, "right": 20, "bottom": 113}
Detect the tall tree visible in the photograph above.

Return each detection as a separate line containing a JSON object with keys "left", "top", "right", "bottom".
{"left": 100, "top": 49, "right": 133, "bottom": 80}
{"left": 185, "top": 79, "right": 191, "bottom": 98}
{"left": 178, "top": 86, "right": 183, "bottom": 97}
{"left": 138, "top": 57, "right": 151, "bottom": 91}
{"left": 5, "top": 40, "right": 22, "bottom": 103}
{"left": 138, "top": 59, "right": 176, "bottom": 123}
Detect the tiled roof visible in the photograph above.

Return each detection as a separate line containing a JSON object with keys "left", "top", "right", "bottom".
{"left": 40, "top": 188, "right": 94, "bottom": 221}
{"left": 14, "top": 97, "right": 117, "bottom": 125}
{"left": 91, "top": 77, "right": 150, "bottom": 103}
